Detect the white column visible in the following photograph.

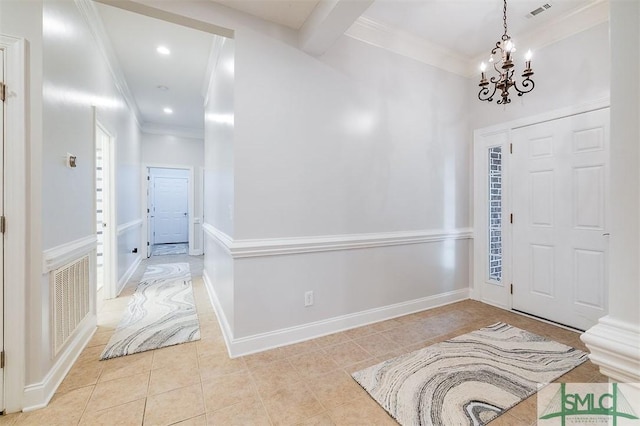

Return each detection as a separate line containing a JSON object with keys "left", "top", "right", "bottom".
{"left": 581, "top": 0, "right": 640, "bottom": 383}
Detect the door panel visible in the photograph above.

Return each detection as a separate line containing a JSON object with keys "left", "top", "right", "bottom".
{"left": 153, "top": 176, "right": 188, "bottom": 244}
{"left": 512, "top": 108, "right": 609, "bottom": 330}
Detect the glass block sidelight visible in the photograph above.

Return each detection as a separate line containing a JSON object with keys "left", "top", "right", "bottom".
{"left": 488, "top": 146, "right": 502, "bottom": 282}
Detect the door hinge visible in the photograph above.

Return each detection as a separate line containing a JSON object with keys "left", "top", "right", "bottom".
{"left": 0, "top": 82, "right": 6, "bottom": 102}
{"left": 510, "top": 213, "right": 513, "bottom": 224}
{"left": 1, "top": 351, "right": 5, "bottom": 368}
{"left": 510, "top": 283, "right": 513, "bottom": 295}
{"left": 147, "top": 176, "right": 150, "bottom": 181}
{"left": 0, "top": 216, "right": 6, "bottom": 233}
{"left": 147, "top": 241, "right": 150, "bottom": 246}
{"left": 509, "top": 143, "right": 513, "bottom": 154}
{"left": 147, "top": 208, "right": 149, "bottom": 213}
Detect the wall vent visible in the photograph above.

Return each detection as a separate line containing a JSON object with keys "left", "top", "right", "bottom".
{"left": 527, "top": 3, "right": 552, "bottom": 18}
{"left": 52, "top": 255, "right": 91, "bottom": 355}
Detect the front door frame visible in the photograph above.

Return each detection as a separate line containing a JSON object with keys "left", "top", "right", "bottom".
{"left": 142, "top": 164, "right": 194, "bottom": 257}
{"left": 472, "top": 98, "right": 610, "bottom": 309}
{"left": 1, "top": 35, "right": 27, "bottom": 414}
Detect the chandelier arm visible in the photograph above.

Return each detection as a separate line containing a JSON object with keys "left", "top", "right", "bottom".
{"left": 478, "top": 84, "right": 497, "bottom": 102}
{"left": 514, "top": 77, "right": 535, "bottom": 96}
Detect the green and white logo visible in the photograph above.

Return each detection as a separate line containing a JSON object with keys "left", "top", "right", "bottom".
{"left": 538, "top": 383, "right": 640, "bottom": 425}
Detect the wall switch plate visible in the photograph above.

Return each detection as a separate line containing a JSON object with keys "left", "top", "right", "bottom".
{"left": 304, "top": 291, "right": 314, "bottom": 307}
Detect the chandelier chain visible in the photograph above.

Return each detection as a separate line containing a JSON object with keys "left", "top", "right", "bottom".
{"left": 502, "top": 0, "right": 508, "bottom": 40}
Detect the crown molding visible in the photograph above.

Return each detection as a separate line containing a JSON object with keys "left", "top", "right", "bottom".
{"left": 141, "top": 121, "right": 204, "bottom": 139}
{"left": 345, "top": 17, "right": 471, "bottom": 77}
{"left": 347, "top": 1, "right": 608, "bottom": 79}
{"left": 74, "top": 0, "right": 143, "bottom": 128}
{"left": 468, "top": 0, "right": 609, "bottom": 76}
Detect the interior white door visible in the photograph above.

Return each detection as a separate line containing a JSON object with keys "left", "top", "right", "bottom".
{"left": 153, "top": 176, "right": 188, "bottom": 244}
{"left": 511, "top": 108, "right": 609, "bottom": 331}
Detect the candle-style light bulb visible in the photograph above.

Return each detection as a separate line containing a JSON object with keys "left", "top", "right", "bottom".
{"left": 480, "top": 62, "right": 487, "bottom": 72}
{"left": 505, "top": 40, "right": 514, "bottom": 52}
{"left": 525, "top": 49, "right": 533, "bottom": 61}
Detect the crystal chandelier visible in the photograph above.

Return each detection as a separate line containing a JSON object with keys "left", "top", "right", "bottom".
{"left": 478, "top": 0, "right": 535, "bottom": 104}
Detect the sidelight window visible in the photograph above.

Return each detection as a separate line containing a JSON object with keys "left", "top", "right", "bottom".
{"left": 488, "top": 146, "right": 502, "bottom": 282}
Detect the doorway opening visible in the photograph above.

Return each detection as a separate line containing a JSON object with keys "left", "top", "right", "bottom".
{"left": 147, "top": 167, "right": 191, "bottom": 257}
{"left": 95, "top": 121, "right": 116, "bottom": 303}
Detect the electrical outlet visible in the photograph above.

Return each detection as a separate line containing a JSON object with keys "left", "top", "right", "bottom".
{"left": 304, "top": 291, "right": 314, "bottom": 307}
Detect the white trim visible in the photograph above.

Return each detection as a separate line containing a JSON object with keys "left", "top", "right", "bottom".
{"left": 116, "top": 254, "right": 141, "bottom": 296}
{"left": 21, "top": 315, "right": 96, "bottom": 412}
{"left": 346, "top": 1, "right": 608, "bottom": 78}
{"left": 202, "top": 269, "right": 234, "bottom": 358}
{"left": 74, "top": 0, "right": 142, "bottom": 128}
{"left": 203, "top": 223, "right": 472, "bottom": 258}
{"left": 1, "top": 34, "right": 27, "bottom": 414}
{"left": 204, "top": 267, "right": 468, "bottom": 358}
{"left": 202, "top": 222, "right": 233, "bottom": 253}
{"left": 42, "top": 235, "right": 98, "bottom": 274}
{"left": 117, "top": 218, "right": 142, "bottom": 236}
{"left": 345, "top": 17, "right": 470, "bottom": 77}
{"left": 581, "top": 315, "right": 640, "bottom": 383}
{"left": 469, "top": 0, "right": 610, "bottom": 76}
{"left": 202, "top": 36, "right": 225, "bottom": 105}
{"left": 143, "top": 165, "right": 196, "bottom": 257}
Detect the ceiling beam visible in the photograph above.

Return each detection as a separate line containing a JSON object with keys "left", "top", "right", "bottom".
{"left": 299, "top": 0, "right": 374, "bottom": 56}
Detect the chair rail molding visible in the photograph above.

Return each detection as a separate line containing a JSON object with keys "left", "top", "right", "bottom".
{"left": 42, "top": 235, "right": 98, "bottom": 274}
{"left": 203, "top": 222, "right": 473, "bottom": 258}
{"left": 117, "top": 218, "right": 143, "bottom": 236}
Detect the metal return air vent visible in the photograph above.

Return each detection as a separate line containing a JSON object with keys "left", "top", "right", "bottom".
{"left": 527, "top": 3, "right": 552, "bottom": 18}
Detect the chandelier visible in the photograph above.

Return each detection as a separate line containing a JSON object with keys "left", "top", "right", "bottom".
{"left": 478, "top": 0, "right": 534, "bottom": 104}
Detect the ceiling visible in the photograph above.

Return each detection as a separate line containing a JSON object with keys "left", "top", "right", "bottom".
{"left": 95, "top": 2, "right": 216, "bottom": 133}
{"left": 94, "top": 0, "right": 602, "bottom": 136}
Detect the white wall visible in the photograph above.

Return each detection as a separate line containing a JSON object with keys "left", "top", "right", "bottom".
{"left": 224, "top": 30, "right": 471, "bottom": 346}
{"left": 203, "top": 36, "right": 236, "bottom": 331}
{"left": 142, "top": 133, "right": 204, "bottom": 253}
{"left": 470, "top": 23, "right": 610, "bottom": 130}
{"left": 2, "top": 0, "right": 142, "bottom": 404}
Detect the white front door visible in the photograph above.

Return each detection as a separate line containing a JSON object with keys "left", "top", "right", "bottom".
{"left": 511, "top": 108, "right": 609, "bottom": 331}
{"left": 153, "top": 176, "right": 188, "bottom": 244}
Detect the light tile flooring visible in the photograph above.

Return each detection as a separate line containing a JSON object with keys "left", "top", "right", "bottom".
{"left": 2, "top": 255, "right": 606, "bottom": 425}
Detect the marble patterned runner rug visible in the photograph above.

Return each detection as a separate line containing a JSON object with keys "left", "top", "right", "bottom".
{"left": 151, "top": 243, "right": 188, "bottom": 256}
{"left": 100, "top": 262, "right": 200, "bottom": 360}
{"left": 352, "top": 322, "right": 587, "bottom": 426}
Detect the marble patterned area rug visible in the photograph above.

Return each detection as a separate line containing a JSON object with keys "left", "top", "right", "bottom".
{"left": 100, "top": 262, "right": 200, "bottom": 360}
{"left": 151, "top": 243, "right": 188, "bottom": 256}
{"left": 352, "top": 322, "right": 587, "bottom": 426}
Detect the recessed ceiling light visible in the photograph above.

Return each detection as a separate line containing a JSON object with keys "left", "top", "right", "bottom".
{"left": 163, "top": 107, "right": 173, "bottom": 114}
{"left": 156, "top": 45, "right": 170, "bottom": 55}
{"left": 157, "top": 85, "right": 169, "bottom": 91}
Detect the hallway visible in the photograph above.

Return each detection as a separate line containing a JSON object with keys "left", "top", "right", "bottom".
{"left": 1, "top": 254, "right": 607, "bottom": 425}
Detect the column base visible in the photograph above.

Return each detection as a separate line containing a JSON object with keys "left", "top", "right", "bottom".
{"left": 581, "top": 315, "right": 640, "bottom": 383}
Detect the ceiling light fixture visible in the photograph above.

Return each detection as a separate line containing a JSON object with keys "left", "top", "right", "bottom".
{"left": 478, "top": 0, "right": 535, "bottom": 104}
{"left": 157, "top": 85, "right": 169, "bottom": 91}
{"left": 163, "top": 107, "right": 173, "bottom": 114}
{"left": 156, "top": 45, "right": 170, "bottom": 55}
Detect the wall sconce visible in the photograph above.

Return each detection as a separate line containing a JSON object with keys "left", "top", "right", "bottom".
{"left": 66, "top": 153, "right": 77, "bottom": 168}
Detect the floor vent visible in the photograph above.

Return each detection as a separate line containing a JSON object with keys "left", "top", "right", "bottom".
{"left": 52, "top": 255, "right": 91, "bottom": 355}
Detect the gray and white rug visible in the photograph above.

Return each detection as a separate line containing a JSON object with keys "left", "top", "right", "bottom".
{"left": 100, "top": 262, "right": 200, "bottom": 360}
{"left": 151, "top": 243, "right": 188, "bottom": 256}
{"left": 352, "top": 322, "right": 587, "bottom": 426}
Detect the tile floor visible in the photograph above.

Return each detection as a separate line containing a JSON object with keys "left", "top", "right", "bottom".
{"left": 2, "top": 254, "right": 607, "bottom": 425}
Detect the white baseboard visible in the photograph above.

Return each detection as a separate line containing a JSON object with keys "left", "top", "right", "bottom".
{"left": 581, "top": 315, "right": 640, "bottom": 383}
{"left": 189, "top": 249, "right": 203, "bottom": 256}
{"left": 22, "top": 315, "right": 96, "bottom": 412}
{"left": 202, "top": 272, "right": 469, "bottom": 358}
{"left": 202, "top": 269, "right": 234, "bottom": 358}
{"left": 116, "top": 255, "right": 141, "bottom": 296}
